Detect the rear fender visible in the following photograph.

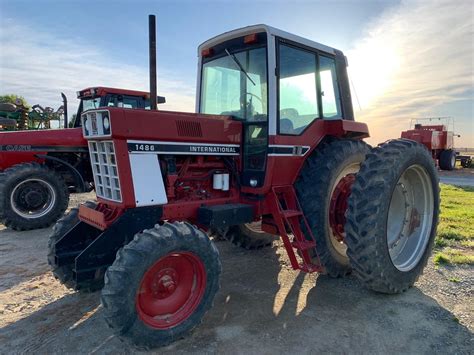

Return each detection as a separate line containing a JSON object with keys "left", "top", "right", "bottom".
{"left": 36, "top": 154, "right": 88, "bottom": 192}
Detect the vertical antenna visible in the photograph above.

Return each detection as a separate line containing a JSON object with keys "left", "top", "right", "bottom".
{"left": 149, "top": 14, "right": 157, "bottom": 110}
{"left": 349, "top": 75, "right": 362, "bottom": 111}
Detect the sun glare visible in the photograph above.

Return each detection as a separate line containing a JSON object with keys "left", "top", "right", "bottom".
{"left": 348, "top": 38, "right": 401, "bottom": 110}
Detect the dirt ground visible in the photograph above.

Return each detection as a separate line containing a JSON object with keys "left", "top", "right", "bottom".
{"left": 0, "top": 193, "right": 472, "bottom": 354}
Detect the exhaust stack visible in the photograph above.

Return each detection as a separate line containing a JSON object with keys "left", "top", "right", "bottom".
{"left": 149, "top": 14, "right": 157, "bottom": 110}
{"left": 61, "top": 92, "right": 68, "bottom": 128}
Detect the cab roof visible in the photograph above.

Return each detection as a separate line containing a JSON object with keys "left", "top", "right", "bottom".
{"left": 78, "top": 87, "right": 150, "bottom": 99}
{"left": 198, "top": 24, "right": 336, "bottom": 56}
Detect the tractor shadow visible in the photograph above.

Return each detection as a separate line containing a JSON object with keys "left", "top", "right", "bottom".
{"left": 1, "top": 239, "right": 472, "bottom": 354}
{"left": 176, "top": 240, "right": 473, "bottom": 353}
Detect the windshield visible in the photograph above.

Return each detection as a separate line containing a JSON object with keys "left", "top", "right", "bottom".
{"left": 200, "top": 47, "right": 267, "bottom": 121}
{"left": 82, "top": 97, "right": 102, "bottom": 112}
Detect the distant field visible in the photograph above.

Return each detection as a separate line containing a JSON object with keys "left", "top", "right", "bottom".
{"left": 456, "top": 148, "right": 474, "bottom": 155}
{"left": 434, "top": 184, "right": 474, "bottom": 265}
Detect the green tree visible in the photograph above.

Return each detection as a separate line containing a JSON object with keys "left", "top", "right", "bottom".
{"left": 0, "top": 94, "right": 30, "bottom": 109}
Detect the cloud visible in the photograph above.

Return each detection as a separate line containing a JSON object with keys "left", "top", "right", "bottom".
{"left": 347, "top": 0, "right": 473, "bottom": 147}
{"left": 0, "top": 19, "right": 195, "bottom": 117}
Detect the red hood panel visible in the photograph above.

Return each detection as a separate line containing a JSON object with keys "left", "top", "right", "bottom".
{"left": 0, "top": 128, "right": 86, "bottom": 147}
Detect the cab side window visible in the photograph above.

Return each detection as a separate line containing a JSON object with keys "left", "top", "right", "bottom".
{"left": 319, "top": 56, "right": 342, "bottom": 119}
{"left": 278, "top": 44, "right": 319, "bottom": 135}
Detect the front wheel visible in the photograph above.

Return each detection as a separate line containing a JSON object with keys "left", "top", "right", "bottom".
{"left": 345, "top": 139, "right": 440, "bottom": 294}
{"left": 48, "top": 201, "right": 97, "bottom": 289}
{"left": 0, "top": 163, "right": 69, "bottom": 230}
{"left": 101, "top": 222, "right": 221, "bottom": 349}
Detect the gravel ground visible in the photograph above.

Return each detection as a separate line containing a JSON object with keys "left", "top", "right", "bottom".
{"left": 0, "top": 193, "right": 472, "bottom": 354}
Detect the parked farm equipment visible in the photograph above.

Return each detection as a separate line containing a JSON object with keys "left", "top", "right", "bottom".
{"left": 48, "top": 17, "right": 440, "bottom": 348}
{"left": 401, "top": 117, "right": 461, "bottom": 170}
{"left": 0, "top": 88, "right": 165, "bottom": 230}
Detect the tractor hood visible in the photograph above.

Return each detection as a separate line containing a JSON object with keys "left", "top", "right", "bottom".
{"left": 0, "top": 128, "right": 87, "bottom": 170}
{"left": 0, "top": 127, "right": 86, "bottom": 149}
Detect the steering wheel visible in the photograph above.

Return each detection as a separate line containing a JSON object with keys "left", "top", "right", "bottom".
{"left": 230, "top": 92, "right": 263, "bottom": 109}
{"left": 243, "top": 92, "right": 262, "bottom": 104}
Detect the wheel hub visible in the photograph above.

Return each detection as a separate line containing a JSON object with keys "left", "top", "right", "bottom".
{"left": 10, "top": 178, "right": 56, "bottom": 219}
{"left": 136, "top": 252, "right": 206, "bottom": 329}
{"left": 329, "top": 174, "right": 355, "bottom": 242}
{"left": 23, "top": 189, "right": 46, "bottom": 208}
{"left": 151, "top": 269, "right": 178, "bottom": 298}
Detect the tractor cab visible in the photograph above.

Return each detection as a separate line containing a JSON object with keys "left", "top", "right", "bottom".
{"left": 73, "top": 87, "right": 166, "bottom": 127}
{"left": 197, "top": 25, "right": 360, "bottom": 188}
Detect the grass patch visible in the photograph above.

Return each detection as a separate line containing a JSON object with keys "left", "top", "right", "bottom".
{"left": 448, "top": 277, "right": 460, "bottom": 283}
{"left": 433, "top": 184, "right": 474, "bottom": 265}
{"left": 433, "top": 249, "right": 474, "bottom": 265}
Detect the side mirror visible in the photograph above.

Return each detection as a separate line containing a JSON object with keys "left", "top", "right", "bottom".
{"left": 157, "top": 96, "right": 166, "bottom": 104}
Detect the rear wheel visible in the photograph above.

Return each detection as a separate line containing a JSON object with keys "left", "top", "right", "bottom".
{"left": 439, "top": 149, "right": 456, "bottom": 170}
{"left": 101, "top": 222, "right": 221, "bottom": 349}
{"left": 295, "top": 138, "right": 371, "bottom": 277}
{"left": 223, "top": 222, "right": 278, "bottom": 249}
{"left": 346, "top": 139, "right": 439, "bottom": 294}
{"left": 0, "top": 163, "right": 69, "bottom": 230}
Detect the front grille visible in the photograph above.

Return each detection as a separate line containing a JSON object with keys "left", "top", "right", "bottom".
{"left": 88, "top": 141, "right": 122, "bottom": 202}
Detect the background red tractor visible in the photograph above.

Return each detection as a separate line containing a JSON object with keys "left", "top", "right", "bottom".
{"left": 49, "top": 18, "right": 440, "bottom": 349}
{"left": 401, "top": 117, "right": 459, "bottom": 170}
{"left": 0, "top": 87, "right": 165, "bottom": 230}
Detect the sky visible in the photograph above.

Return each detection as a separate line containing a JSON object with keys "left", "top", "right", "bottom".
{"left": 0, "top": 0, "right": 472, "bottom": 146}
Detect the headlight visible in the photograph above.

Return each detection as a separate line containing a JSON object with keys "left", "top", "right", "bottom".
{"left": 103, "top": 116, "right": 110, "bottom": 130}
{"left": 85, "top": 117, "right": 92, "bottom": 133}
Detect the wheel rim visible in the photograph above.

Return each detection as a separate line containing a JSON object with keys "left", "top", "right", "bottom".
{"left": 10, "top": 178, "right": 56, "bottom": 219}
{"left": 450, "top": 154, "right": 455, "bottom": 168}
{"left": 387, "top": 164, "right": 434, "bottom": 272}
{"left": 328, "top": 163, "right": 361, "bottom": 257}
{"left": 136, "top": 252, "right": 206, "bottom": 329}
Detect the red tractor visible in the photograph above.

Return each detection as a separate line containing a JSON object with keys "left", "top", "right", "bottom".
{"left": 0, "top": 87, "right": 165, "bottom": 230}
{"left": 401, "top": 117, "right": 458, "bottom": 170}
{"left": 49, "top": 20, "right": 440, "bottom": 349}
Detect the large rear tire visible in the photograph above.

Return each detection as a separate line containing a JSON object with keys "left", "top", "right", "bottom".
{"left": 101, "top": 222, "right": 221, "bottom": 349}
{"left": 223, "top": 222, "right": 278, "bottom": 249}
{"left": 346, "top": 139, "right": 439, "bottom": 294}
{"left": 439, "top": 149, "right": 456, "bottom": 170}
{"left": 47, "top": 201, "right": 97, "bottom": 289}
{"left": 295, "top": 138, "right": 371, "bottom": 277}
{"left": 0, "top": 162, "right": 69, "bottom": 230}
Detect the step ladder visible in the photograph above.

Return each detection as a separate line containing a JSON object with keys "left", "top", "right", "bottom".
{"left": 270, "top": 185, "right": 324, "bottom": 273}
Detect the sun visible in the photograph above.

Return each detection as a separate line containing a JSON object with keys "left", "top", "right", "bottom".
{"left": 347, "top": 37, "right": 401, "bottom": 110}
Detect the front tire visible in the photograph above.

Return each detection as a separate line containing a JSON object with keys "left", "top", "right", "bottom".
{"left": 47, "top": 201, "right": 96, "bottom": 289}
{"left": 345, "top": 139, "right": 440, "bottom": 294}
{"left": 295, "top": 138, "right": 370, "bottom": 277}
{"left": 0, "top": 162, "right": 69, "bottom": 230}
{"left": 101, "top": 222, "right": 221, "bottom": 349}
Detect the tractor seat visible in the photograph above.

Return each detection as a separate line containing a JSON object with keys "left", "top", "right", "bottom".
{"left": 279, "top": 108, "right": 299, "bottom": 134}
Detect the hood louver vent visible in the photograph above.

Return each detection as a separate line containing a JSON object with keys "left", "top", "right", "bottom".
{"left": 176, "top": 120, "right": 203, "bottom": 137}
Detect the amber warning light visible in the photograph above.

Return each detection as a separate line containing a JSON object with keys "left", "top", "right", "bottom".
{"left": 201, "top": 48, "right": 214, "bottom": 58}
{"left": 244, "top": 33, "right": 258, "bottom": 44}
